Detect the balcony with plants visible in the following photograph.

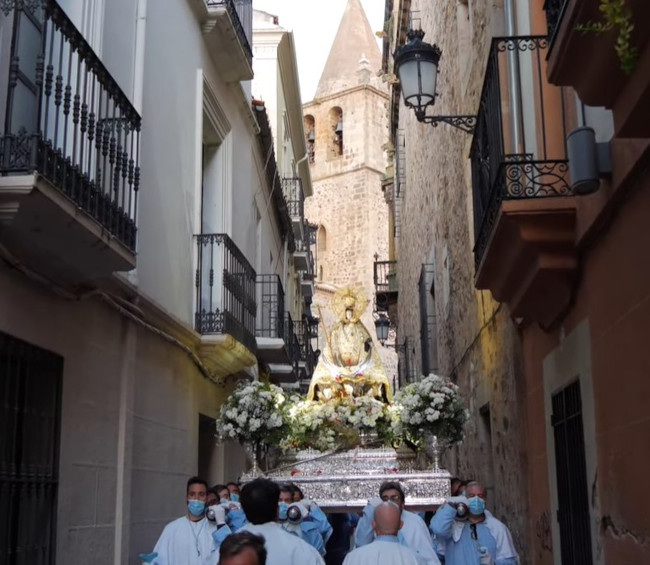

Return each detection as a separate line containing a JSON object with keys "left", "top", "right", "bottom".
{"left": 0, "top": 1, "right": 141, "bottom": 285}
{"left": 470, "top": 35, "right": 577, "bottom": 328}
{"left": 543, "top": 0, "right": 650, "bottom": 136}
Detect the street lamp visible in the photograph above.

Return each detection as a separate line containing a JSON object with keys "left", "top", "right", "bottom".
{"left": 393, "top": 29, "right": 476, "bottom": 134}
{"left": 374, "top": 313, "right": 391, "bottom": 346}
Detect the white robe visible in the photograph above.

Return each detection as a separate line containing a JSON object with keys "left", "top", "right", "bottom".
{"left": 240, "top": 521, "right": 325, "bottom": 565}
{"left": 152, "top": 516, "right": 219, "bottom": 565}
{"left": 355, "top": 506, "right": 440, "bottom": 565}
{"left": 344, "top": 537, "right": 427, "bottom": 565}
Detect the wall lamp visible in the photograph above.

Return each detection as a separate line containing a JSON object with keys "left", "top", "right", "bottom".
{"left": 374, "top": 313, "right": 405, "bottom": 351}
{"left": 394, "top": 29, "right": 476, "bottom": 134}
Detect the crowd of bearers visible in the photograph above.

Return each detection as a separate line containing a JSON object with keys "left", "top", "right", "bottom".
{"left": 143, "top": 475, "right": 518, "bottom": 565}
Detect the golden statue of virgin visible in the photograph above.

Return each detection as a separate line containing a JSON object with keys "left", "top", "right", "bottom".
{"left": 307, "top": 287, "right": 392, "bottom": 402}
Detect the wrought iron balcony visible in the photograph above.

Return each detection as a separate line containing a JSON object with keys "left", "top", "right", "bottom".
{"left": 0, "top": 0, "right": 141, "bottom": 282}
{"left": 295, "top": 319, "right": 318, "bottom": 380}
{"left": 300, "top": 271, "right": 315, "bottom": 297}
{"left": 374, "top": 260, "right": 398, "bottom": 312}
{"left": 254, "top": 274, "right": 302, "bottom": 380}
{"left": 256, "top": 274, "right": 285, "bottom": 339}
{"left": 470, "top": 36, "right": 579, "bottom": 327}
{"left": 282, "top": 177, "right": 305, "bottom": 239}
{"left": 543, "top": 0, "right": 567, "bottom": 46}
{"left": 197, "top": 0, "right": 253, "bottom": 81}
{"left": 195, "top": 233, "right": 257, "bottom": 353}
{"left": 294, "top": 238, "right": 314, "bottom": 273}
{"left": 471, "top": 36, "right": 571, "bottom": 268}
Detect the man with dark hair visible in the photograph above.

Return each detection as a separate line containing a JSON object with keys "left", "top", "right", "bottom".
{"left": 227, "top": 482, "right": 241, "bottom": 501}
{"left": 354, "top": 481, "right": 440, "bottom": 564}
{"left": 219, "top": 531, "right": 267, "bottom": 565}
{"left": 238, "top": 478, "right": 324, "bottom": 564}
{"left": 145, "top": 476, "right": 230, "bottom": 565}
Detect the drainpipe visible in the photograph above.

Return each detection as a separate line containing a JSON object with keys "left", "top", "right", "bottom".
{"left": 504, "top": 0, "right": 524, "bottom": 155}
{"left": 133, "top": 0, "right": 148, "bottom": 113}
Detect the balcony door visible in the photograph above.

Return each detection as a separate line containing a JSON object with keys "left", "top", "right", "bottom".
{"left": 0, "top": 331, "right": 63, "bottom": 565}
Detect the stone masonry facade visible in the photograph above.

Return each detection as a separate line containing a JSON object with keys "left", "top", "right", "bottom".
{"left": 388, "top": 0, "right": 531, "bottom": 557}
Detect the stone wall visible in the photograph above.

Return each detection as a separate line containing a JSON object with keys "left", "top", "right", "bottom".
{"left": 391, "top": 0, "right": 530, "bottom": 557}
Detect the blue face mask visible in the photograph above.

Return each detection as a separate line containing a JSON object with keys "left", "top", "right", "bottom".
{"left": 278, "top": 502, "right": 289, "bottom": 520}
{"left": 467, "top": 496, "right": 485, "bottom": 516}
{"left": 219, "top": 498, "right": 229, "bottom": 506}
{"left": 187, "top": 499, "right": 206, "bottom": 517}
{"left": 230, "top": 493, "right": 239, "bottom": 503}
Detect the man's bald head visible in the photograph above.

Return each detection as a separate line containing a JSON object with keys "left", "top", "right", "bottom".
{"left": 371, "top": 501, "right": 403, "bottom": 536}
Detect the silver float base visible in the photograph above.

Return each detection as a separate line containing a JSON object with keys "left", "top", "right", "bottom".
{"left": 244, "top": 446, "right": 451, "bottom": 512}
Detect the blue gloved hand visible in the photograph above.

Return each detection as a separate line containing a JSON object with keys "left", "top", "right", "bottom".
{"left": 138, "top": 552, "right": 158, "bottom": 563}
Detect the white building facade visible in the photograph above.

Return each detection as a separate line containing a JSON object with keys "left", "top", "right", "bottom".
{"left": 0, "top": 0, "right": 308, "bottom": 562}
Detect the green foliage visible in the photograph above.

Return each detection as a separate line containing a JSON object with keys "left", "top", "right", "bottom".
{"left": 576, "top": 0, "right": 638, "bottom": 74}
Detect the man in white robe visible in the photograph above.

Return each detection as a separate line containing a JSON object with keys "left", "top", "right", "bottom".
{"left": 146, "top": 476, "right": 229, "bottom": 565}
{"left": 354, "top": 481, "right": 440, "bottom": 565}
{"left": 238, "top": 478, "right": 324, "bottom": 565}
{"left": 344, "top": 502, "right": 426, "bottom": 565}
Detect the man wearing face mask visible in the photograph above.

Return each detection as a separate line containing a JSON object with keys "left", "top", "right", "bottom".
{"left": 429, "top": 481, "right": 518, "bottom": 565}
{"left": 147, "top": 476, "right": 231, "bottom": 565}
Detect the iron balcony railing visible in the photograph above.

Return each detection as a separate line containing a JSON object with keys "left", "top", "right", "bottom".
{"left": 256, "top": 274, "right": 285, "bottom": 339}
{"left": 0, "top": 1, "right": 141, "bottom": 251}
{"left": 206, "top": 0, "right": 252, "bottom": 66}
{"left": 284, "top": 311, "right": 301, "bottom": 366}
{"left": 195, "top": 233, "right": 257, "bottom": 353}
{"left": 470, "top": 36, "right": 571, "bottom": 268}
{"left": 374, "top": 260, "right": 398, "bottom": 293}
{"left": 543, "top": 0, "right": 568, "bottom": 47}
{"left": 282, "top": 177, "right": 304, "bottom": 222}
{"left": 294, "top": 319, "right": 318, "bottom": 376}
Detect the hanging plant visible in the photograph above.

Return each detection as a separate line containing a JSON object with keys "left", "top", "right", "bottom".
{"left": 576, "top": 0, "right": 638, "bottom": 74}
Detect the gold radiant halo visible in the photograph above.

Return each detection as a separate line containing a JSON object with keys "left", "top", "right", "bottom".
{"left": 331, "top": 286, "right": 368, "bottom": 322}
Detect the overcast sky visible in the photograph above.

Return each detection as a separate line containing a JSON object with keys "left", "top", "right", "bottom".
{"left": 253, "top": 0, "right": 384, "bottom": 102}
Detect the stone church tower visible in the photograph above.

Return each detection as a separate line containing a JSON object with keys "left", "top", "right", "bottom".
{"left": 303, "top": 0, "right": 393, "bottom": 376}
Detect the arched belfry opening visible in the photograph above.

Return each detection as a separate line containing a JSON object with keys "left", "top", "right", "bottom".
{"left": 304, "top": 114, "right": 315, "bottom": 163}
{"left": 328, "top": 107, "right": 343, "bottom": 158}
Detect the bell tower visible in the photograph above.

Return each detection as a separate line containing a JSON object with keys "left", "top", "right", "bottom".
{"left": 303, "top": 0, "right": 389, "bottom": 308}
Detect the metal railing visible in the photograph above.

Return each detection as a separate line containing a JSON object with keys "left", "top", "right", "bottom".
{"left": 0, "top": 1, "right": 141, "bottom": 251}
{"left": 295, "top": 319, "right": 318, "bottom": 376}
{"left": 374, "top": 260, "right": 398, "bottom": 294}
{"left": 282, "top": 177, "right": 304, "bottom": 221}
{"left": 470, "top": 36, "right": 571, "bottom": 268}
{"left": 543, "top": 0, "right": 568, "bottom": 46}
{"left": 256, "top": 274, "right": 285, "bottom": 339}
{"left": 195, "top": 234, "right": 257, "bottom": 353}
{"left": 283, "top": 311, "right": 301, "bottom": 365}
{"left": 206, "top": 0, "right": 252, "bottom": 66}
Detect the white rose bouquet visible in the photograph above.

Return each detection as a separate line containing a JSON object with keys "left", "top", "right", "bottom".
{"left": 392, "top": 374, "right": 469, "bottom": 446}
{"left": 216, "top": 380, "right": 291, "bottom": 447}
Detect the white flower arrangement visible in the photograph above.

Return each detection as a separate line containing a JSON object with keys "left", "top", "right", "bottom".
{"left": 282, "top": 395, "right": 395, "bottom": 452}
{"left": 216, "top": 375, "right": 468, "bottom": 454}
{"left": 216, "top": 380, "right": 291, "bottom": 446}
{"left": 392, "top": 373, "right": 469, "bottom": 446}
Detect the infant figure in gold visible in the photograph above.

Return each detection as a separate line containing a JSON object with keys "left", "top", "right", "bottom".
{"left": 307, "top": 287, "right": 391, "bottom": 402}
